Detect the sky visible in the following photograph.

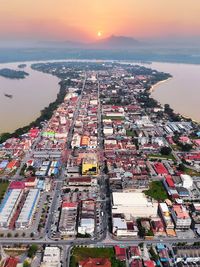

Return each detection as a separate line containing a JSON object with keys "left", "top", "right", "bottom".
{"left": 0, "top": 0, "right": 200, "bottom": 43}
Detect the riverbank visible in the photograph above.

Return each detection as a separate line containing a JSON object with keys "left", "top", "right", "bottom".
{"left": 0, "top": 78, "right": 68, "bottom": 144}
{"left": 148, "top": 78, "right": 199, "bottom": 126}
{"left": 149, "top": 77, "right": 172, "bottom": 93}
{"left": 147, "top": 61, "right": 200, "bottom": 123}
{"left": 149, "top": 77, "right": 200, "bottom": 124}
{"left": 0, "top": 62, "right": 60, "bottom": 134}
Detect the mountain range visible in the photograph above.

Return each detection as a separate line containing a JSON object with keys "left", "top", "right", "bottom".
{"left": 34, "top": 35, "right": 143, "bottom": 49}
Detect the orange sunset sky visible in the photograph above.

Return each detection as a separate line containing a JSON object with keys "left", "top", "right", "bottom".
{"left": 0, "top": 0, "right": 200, "bottom": 42}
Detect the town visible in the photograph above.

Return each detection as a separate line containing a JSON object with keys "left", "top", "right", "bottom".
{"left": 0, "top": 61, "right": 200, "bottom": 267}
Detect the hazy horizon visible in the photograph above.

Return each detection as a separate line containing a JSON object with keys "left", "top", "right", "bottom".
{"left": 1, "top": 0, "right": 200, "bottom": 47}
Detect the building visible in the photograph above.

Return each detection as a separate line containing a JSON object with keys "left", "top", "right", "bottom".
{"left": 154, "top": 163, "right": 168, "bottom": 176}
{"left": 40, "top": 247, "right": 61, "bottom": 267}
{"left": 68, "top": 177, "right": 95, "bottom": 187}
{"left": 151, "top": 218, "right": 165, "bottom": 236}
{"left": 79, "top": 258, "right": 111, "bottom": 267}
{"left": 4, "top": 257, "right": 18, "bottom": 267}
{"left": 131, "top": 260, "right": 143, "bottom": 267}
{"left": 15, "top": 189, "right": 40, "bottom": 229}
{"left": 171, "top": 204, "right": 191, "bottom": 230}
{"left": 115, "top": 246, "right": 126, "bottom": 261}
{"left": 190, "top": 203, "right": 200, "bottom": 230}
{"left": 82, "top": 153, "right": 98, "bottom": 176}
{"left": 0, "top": 189, "right": 23, "bottom": 228}
{"left": 78, "top": 200, "right": 95, "bottom": 236}
{"left": 180, "top": 174, "right": 193, "bottom": 189}
{"left": 80, "top": 136, "right": 90, "bottom": 147}
{"left": 9, "top": 181, "right": 25, "bottom": 190}
{"left": 25, "top": 177, "right": 38, "bottom": 188}
{"left": 143, "top": 260, "right": 156, "bottom": 267}
{"left": 59, "top": 202, "right": 78, "bottom": 236}
{"left": 112, "top": 217, "right": 138, "bottom": 237}
{"left": 159, "top": 203, "right": 174, "bottom": 230}
{"left": 112, "top": 192, "right": 158, "bottom": 218}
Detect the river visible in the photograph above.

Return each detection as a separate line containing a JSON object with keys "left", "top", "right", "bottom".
{"left": 146, "top": 62, "right": 200, "bottom": 122}
{"left": 0, "top": 62, "right": 60, "bottom": 134}
{"left": 0, "top": 60, "right": 200, "bottom": 135}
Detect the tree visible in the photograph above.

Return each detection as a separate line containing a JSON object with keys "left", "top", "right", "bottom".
{"left": 30, "top": 232, "right": 34, "bottom": 238}
{"left": 177, "top": 163, "right": 186, "bottom": 172}
{"left": 7, "top": 233, "right": 12, "bottom": 238}
{"left": 180, "top": 143, "right": 193, "bottom": 152}
{"left": 160, "top": 146, "right": 172, "bottom": 156}
{"left": 149, "top": 246, "right": 159, "bottom": 261}
{"left": 23, "top": 260, "right": 31, "bottom": 267}
{"left": 27, "top": 244, "right": 38, "bottom": 258}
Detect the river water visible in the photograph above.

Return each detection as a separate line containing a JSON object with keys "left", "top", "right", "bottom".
{"left": 0, "top": 62, "right": 60, "bottom": 134}
{"left": 0, "top": 60, "right": 200, "bottom": 134}
{"left": 147, "top": 62, "right": 200, "bottom": 122}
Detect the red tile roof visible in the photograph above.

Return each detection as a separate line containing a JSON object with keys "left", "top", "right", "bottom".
{"left": 166, "top": 176, "right": 175, "bottom": 188}
{"left": 115, "top": 246, "right": 126, "bottom": 261}
{"left": 154, "top": 162, "right": 168, "bottom": 175}
{"left": 4, "top": 257, "right": 18, "bottom": 267}
{"left": 9, "top": 181, "right": 25, "bottom": 190}
{"left": 144, "top": 260, "right": 155, "bottom": 267}
{"left": 131, "top": 260, "right": 143, "bottom": 267}
{"left": 62, "top": 202, "right": 77, "bottom": 208}
{"left": 25, "top": 177, "right": 36, "bottom": 183}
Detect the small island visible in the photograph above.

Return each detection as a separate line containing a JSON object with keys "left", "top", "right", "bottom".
{"left": 0, "top": 68, "right": 29, "bottom": 79}
{"left": 18, "top": 64, "right": 27, "bottom": 69}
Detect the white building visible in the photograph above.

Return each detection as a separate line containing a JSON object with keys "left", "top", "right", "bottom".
{"left": 112, "top": 217, "right": 138, "bottom": 237}
{"left": 60, "top": 116, "right": 66, "bottom": 125}
{"left": 40, "top": 247, "right": 61, "bottom": 267}
{"left": 112, "top": 192, "right": 158, "bottom": 218}
{"left": 78, "top": 218, "right": 95, "bottom": 235}
{"left": 15, "top": 189, "right": 40, "bottom": 229}
{"left": 181, "top": 174, "right": 193, "bottom": 189}
{"left": 103, "top": 127, "right": 114, "bottom": 136}
{"left": 71, "top": 133, "right": 81, "bottom": 148}
{"left": 0, "top": 189, "right": 23, "bottom": 228}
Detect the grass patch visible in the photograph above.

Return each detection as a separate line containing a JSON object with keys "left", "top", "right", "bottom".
{"left": 183, "top": 167, "right": 200, "bottom": 177}
{"left": 0, "top": 180, "right": 9, "bottom": 203}
{"left": 70, "top": 247, "right": 125, "bottom": 267}
{"left": 126, "top": 130, "right": 135, "bottom": 137}
{"left": 148, "top": 154, "right": 176, "bottom": 161}
{"left": 171, "top": 144, "right": 180, "bottom": 151}
{"left": 144, "top": 181, "right": 168, "bottom": 201}
{"left": 71, "top": 247, "right": 114, "bottom": 261}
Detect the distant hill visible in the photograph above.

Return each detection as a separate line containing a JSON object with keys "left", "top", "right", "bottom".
{"left": 92, "top": 35, "right": 142, "bottom": 49}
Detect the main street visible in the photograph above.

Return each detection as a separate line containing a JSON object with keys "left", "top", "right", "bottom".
{"left": 1, "top": 67, "right": 200, "bottom": 267}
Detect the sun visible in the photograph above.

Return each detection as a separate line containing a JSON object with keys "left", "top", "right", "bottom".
{"left": 97, "top": 31, "right": 102, "bottom": 37}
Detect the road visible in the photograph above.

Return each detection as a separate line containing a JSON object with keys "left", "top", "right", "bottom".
{"left": 2, "top": 72, "right": 200, "bottom": 267}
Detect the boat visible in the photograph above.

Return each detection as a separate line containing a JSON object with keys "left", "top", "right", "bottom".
{"left": 4, "top": 93, "right": 13, "bottom": 98}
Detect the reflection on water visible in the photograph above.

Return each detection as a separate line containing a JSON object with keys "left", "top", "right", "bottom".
{"left": 0, "top": 62, "right": 60, "bottom": 134}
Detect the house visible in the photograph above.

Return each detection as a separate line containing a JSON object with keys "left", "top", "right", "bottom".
{"left": 129, "top": 246, "right": 141, "bottom": 259}
{"left": 4, "top": 257, "right": 18, "bottom": 267}
{"left": 115, "top": 246, "right": 126, "bottom": 261}
{"left": 143, "top": 260, "right": 155, "bottom": 267}
{"left": 131, "top": 260, "right": 143, "bottom": 267}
